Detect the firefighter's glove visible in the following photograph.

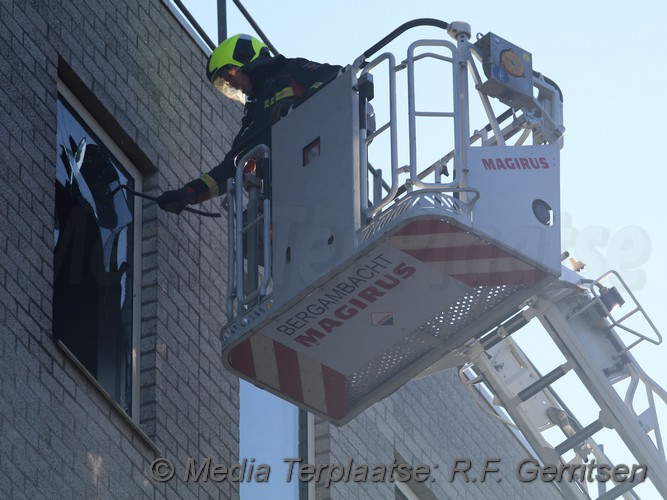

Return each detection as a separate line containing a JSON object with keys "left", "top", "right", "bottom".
{"left": 157, "top": 187, "right": 193, "bottom": 214}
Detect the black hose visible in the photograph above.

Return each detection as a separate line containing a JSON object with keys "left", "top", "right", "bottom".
{"left": 359, "top": 18, "right": 450, "bottom": 65}
{"left": 111, "top": 185, "right": 222, "bottom": 218}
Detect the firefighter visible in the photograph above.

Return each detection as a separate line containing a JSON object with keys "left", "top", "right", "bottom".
{"left": 157, "top": 34, "right": 342, "bottom": 214}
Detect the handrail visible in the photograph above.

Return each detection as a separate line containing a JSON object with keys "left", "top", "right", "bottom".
{"left": 169, "top": 0, "right": 216, "bottom": 50}
{"left": 359, "top": 53, "right": 399, "bottom": 220}
{"left": 231, "top": 0, "right": 280, "bottom": 56}
{"left": 406, "top": 39, "right": 459, "bottom": 189}
{"left": 226, "top": 144, "right": 272, "bottom": 319}
{"left": 355, "top": 19, "right": 494, "bottom": 221}
{"left": 589, "top": 270, "right": 663, "bottom": 351}
{"left": 225, "top": 177, "right": 236, "bottom": 320}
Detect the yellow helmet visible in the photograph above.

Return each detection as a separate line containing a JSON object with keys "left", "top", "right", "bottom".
{"left": 206, "top": 34, "right": 269, "bottom": 84}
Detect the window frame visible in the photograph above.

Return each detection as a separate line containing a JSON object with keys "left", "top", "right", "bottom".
{"left": 55, "top": 80, "right": 144, "bottom": 424}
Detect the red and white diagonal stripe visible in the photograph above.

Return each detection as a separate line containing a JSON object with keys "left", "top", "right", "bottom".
{"left": 389, "top": 219, "right": 547, "bottom": 287}
{"left": 229, "top": 335, "right": 348, "bottom": 420}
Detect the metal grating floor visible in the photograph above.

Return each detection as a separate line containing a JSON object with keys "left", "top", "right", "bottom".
{"left": 346, "top": 283, "right": 523, "bottom": 407}
{"left": 419, "top": 284, "right": 522, "bottom": 341}
{"left": 346, "top": 334, "right": 432, "bottom": 405}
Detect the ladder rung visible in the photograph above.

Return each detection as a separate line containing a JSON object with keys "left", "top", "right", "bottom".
{"left": 481, "top": 311, "right": 529, "bottom": 350}
{"left": 555, "top": 419, "right": 604, "bottom": 456}
{"left": 517, "top": 363, "right": 569, "bottom": 402}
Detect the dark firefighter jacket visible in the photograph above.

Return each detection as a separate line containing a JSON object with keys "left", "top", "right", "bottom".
{"left": 187, "top": 55, "right": 342, "bottom": 202}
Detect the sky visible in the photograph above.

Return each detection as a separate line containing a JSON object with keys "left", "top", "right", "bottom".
{"left": 180, "top": 0, "right": 667, "bottom": 497}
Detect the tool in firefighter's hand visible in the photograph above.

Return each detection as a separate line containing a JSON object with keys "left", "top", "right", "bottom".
{"left": 110, "top": 184, "right": 222, "bottom": 218}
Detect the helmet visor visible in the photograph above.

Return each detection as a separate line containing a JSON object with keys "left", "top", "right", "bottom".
{"left": 212, "top": 68, "right": 246, "bottom": 103}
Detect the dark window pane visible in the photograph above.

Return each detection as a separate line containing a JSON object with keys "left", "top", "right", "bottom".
{"left": 53, "top": 96, "right": 135, "bottom": 415}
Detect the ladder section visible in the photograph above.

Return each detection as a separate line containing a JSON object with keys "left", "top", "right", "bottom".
{"left": 455, "top": 269, "right": 667, "bottom": 499}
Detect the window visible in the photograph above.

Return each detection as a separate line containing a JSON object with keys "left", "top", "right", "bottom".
{"left": 53, "top": 83, "right": 142, "bottom": 418}
{"left": 239, "top": 381, "right": 301, "bottom": 499}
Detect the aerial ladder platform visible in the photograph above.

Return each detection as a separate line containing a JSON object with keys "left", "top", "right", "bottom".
{"left": 218, "top": 19, "right": 667, "bottom": 497}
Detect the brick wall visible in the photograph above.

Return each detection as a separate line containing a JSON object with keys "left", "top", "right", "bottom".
{"left": 314, "top": 370, "right": 566, "bottom": 500}
{"left": 0, "top": 1, "right": 241, "bottom": 498}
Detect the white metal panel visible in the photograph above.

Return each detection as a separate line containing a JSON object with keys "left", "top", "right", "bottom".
{"left": 271, "top": 69, "right": 361, "bottom": 311}
{"left": 467, "top": 144, "right": 561, "bottom": 273}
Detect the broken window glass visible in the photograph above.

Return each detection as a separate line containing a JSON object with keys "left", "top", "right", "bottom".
{"left": 53, "top": 96, "right": 136, "bottom": 415}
